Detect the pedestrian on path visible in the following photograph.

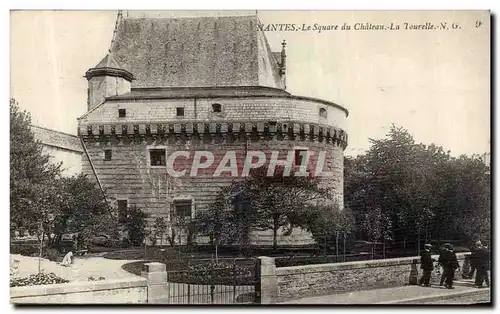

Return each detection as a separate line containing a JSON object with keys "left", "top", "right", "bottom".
{"left": 419, "top": 244, "right": 434, "bottom": 287}
{"left": 468, "top": 241, "right": 480, "bottom": 279}
{"left": 438, "top": 243, "right": 459, "bottom": 289}
{"left": 474, "top": 242, "right": 490, "bottom": 288}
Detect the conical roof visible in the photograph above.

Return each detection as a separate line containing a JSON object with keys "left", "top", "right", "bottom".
{"left": 94, "top": 53, "right": 127, "bottom": 69}
{"left": 85, "top": 52, "right": 134, "bottom": 81}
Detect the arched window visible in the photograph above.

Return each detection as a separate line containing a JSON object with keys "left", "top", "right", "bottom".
{"left": 212, "top": 103, "right": 222, "bottom": 113}
{"left": 319, "top": 108, "right": 327, "bottom": 117}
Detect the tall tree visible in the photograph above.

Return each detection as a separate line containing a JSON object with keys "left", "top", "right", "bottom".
{"left": 238, "top": 166, "right": 330, "bottom": 251}
{"left": 200, "top": 165, "right": 331, "bottom": 252}
{"left": 345, "top": 125, "right": 491, "bottom": 250}
{"left": 10, "top": 98, "right": 62, "bottom": 233}
{"left": 53, "top": 174, "right": 116, "bottom": 247}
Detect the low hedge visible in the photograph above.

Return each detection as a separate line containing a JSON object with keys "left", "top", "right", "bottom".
{"left": 10, "top": 244, "right": 40, "bottom": 257}
{"left": 10, "top": 272, "right": 69, "bottom": 287}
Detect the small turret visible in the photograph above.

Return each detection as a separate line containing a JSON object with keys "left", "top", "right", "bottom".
{"left": 84, "top": 52, "right": 134, "bottom": 111}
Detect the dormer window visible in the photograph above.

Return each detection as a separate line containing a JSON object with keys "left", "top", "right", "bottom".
{"left": 212, "top": 103, "right": 222, "bottom": 113}
{"left": 319, "top": 108, "right": 327, "bottom": 117}
{"left": 118, "top": 109, "right": 126, "bottom": 118}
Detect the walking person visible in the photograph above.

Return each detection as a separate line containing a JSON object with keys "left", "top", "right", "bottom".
{"left": 419, "top": 244, "right": 435, "bottom": 287}
{"left": 438, "top": 243, "right": 460, "bottom": 289}
{"left": 474, "top": 242, "right": 490, "bottom": 288}
{"left": 468, "top": 241, "right": 480, "bottom": 279}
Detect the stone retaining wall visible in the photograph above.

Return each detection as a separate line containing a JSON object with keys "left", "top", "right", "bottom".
{"left": 10, "top": 277, "right": 147, "bottom": 304}
{"left": 273, "top": 253, "right": 469, "bottom": 302}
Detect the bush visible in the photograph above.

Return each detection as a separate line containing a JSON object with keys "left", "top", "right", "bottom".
{"left": 169, "top": 260, "right": 255, "bottom": 285}
{"left": 43, "top": 248, "right": 63, "bottom": 263}
{"left": 123, "top": 206, "right": 148, "bottom": 246}
{"left": 121, "top": 237, "right": 132, "bottom": 248}
{"left": 10, "top": 244, "right": 40, "bottom": 257}
{"left": 10, "top": 272, "right": 69, "bottom": 287}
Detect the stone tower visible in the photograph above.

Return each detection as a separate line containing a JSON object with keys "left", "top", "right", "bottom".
{"left": 85, "top": 53, "right": 134, "bottom": 111}
{"left": 78, "top": 11, "right": 348, "bottom": 246}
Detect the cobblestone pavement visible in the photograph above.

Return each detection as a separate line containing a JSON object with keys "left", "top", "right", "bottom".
{"left": 279, "top": 278, "right": 490, "bottom": 304}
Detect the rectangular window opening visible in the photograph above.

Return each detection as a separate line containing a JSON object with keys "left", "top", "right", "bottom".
{"left": 150, "top": 149, "right": 166, "bottom": 166}
{"left": 176, "top": 107, "right": 185, "bottom": 117}
{"left": 104, "top": 150, "right": 112, "bottom": 161}
{"left": 118, "top": 109, "right": 126, "bottom": 118}
{"left": 174, "top": 200, "right": 192, "bottom": 219}
{"left": 117, "top": 200, "right": 128, "bottom": 222}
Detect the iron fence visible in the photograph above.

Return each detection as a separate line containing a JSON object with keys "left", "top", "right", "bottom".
{"left": 166, "top": 257, "right": 257, "bottom": 304}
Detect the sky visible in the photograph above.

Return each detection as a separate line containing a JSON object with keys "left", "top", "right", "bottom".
{"left": 10, "top": 10, "right": 491, "bottom": 157}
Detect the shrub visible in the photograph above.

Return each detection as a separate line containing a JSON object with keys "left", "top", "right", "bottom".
{"left": 10, "top": 272, "right": 69, "bottom": 287}
{"left": 43, "top": 248, "right": 63, "bottom": 263}
{"left": 10, "top": 244, "right": 40, "bottom": 257}
{"left": 169, "top": 261, "right": 255, "bottom": 285}
{"left": 121, "top": 237, "right": 131, "bottom": 248}
{"left": 123, "top": 206, "right": 148, "bottom": 246}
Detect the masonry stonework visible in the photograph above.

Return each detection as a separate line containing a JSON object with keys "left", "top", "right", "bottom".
{"left": 78, "top": 13, "right": 349, "bottom": 246}
{"left": 274, "top": 253, "right": 470, "bottom": 302}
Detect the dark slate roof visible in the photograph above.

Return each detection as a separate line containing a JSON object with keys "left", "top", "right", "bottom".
{"left": 86, "top": 52, "right": 134, "bottom": 81}
{"left": 108, "top": 86, "right": 291, "bottom": 100}
{"left": 109, "top": 15, "right": 284, "bottom": 89}
{"left": 31, "top": 126, "right": 83, "bottom": 153}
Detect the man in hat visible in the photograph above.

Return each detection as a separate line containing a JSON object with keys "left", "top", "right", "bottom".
{"left": 468, "top": 240, "right": 482, "bottom": 280}
{"left": 419, "top": 244, "right": 435, "bottom": 286}
{"left": 438, "top": 243, "right": 460, "bottom": 289}
{"left": 474, "top": 242, "right": 490, "bottom": 288}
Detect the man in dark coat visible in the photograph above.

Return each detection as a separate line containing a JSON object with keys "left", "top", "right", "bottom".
{"left": 419, "top": 244, "right": 434, "bottom": 286}
{"left": 474, "top": 243, "right": 490, "bottom": 288}
{"left": 468, "top": 241, "right": 481, "bottom": 279}
{"left": 438, "top": 243, "right": 460, "bottom": 289}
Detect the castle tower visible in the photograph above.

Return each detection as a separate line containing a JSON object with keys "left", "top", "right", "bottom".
{"left": 77, "top": 12, "right": 348, "bottom": 246}
{"left": 85, "top": 52, "right": 134, "bottom": 111}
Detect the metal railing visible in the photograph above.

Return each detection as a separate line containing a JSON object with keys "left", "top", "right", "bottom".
{"left": 166, "top": 257, "right": 257, "bottom": 304}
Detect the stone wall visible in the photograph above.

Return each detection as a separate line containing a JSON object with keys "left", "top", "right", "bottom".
{"left": 78, "top": 93, "right": 347, "bottom": 246}
{"left": 42, "top": 146, "right": 83, "bottom": 176}
{"left": 79, "top": 97, "right": 347, "bottom": 130}
{"left": 10, "top": 277, "right": 147, "bottom": 304}
{"left": 274, "top": 253, "right": 470, "bottom": 302}
{"left": 31, "top": 125, "right": 83, "bottom": 177}
{"left": 81, "top": 136, "right": 344, "bottom": 245}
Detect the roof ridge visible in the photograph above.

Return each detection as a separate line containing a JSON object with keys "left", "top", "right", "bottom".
{"left": 31, "top": 125, "right": 78, "bottom": 138}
